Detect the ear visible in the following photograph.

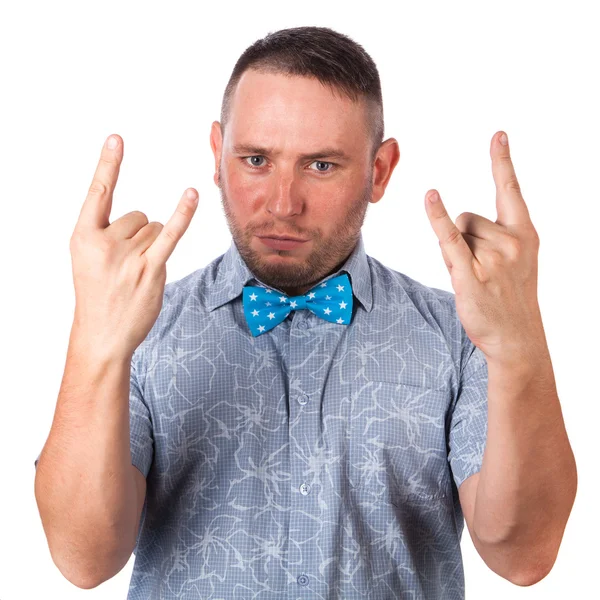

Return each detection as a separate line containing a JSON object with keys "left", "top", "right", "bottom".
{"left": 210, "top": 121, "right": 223, "bottom": 187}
{"left": 370, "top": 137, "right": 400, "bottom": 204}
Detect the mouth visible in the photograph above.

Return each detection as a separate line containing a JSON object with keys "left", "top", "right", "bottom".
{"left": 256, "top": 235, "right": 309, "bottom": 250}
{"left": 257, "top": 234, "right": 308, "bottom": 242}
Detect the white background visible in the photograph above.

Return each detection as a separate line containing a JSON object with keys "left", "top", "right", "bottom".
{"left": 1, "top": 0, "right": 597, "bottom": 597}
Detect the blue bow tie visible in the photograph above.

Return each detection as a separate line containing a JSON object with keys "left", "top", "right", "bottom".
{"left": 242, "top": 273, "right": 353, "bottom": 337}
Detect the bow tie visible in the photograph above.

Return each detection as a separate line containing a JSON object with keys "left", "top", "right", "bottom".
{"left": 242, "top": 273, "right": 353, "bottom": 337}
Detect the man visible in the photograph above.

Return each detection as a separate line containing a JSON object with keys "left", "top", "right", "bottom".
{"left": 34, "top": 26, "right": 577, "bottom": 599}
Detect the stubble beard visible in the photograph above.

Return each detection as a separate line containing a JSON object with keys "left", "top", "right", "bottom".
{"left": 218, "top": 175, "right": 373, "bottom": 295}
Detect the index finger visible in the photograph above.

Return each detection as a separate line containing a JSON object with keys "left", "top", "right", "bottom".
{"left": 76, "top": 134, "right": 123, "bottom": 231}
{"left": 144, "top": 188, "right": 199, "bottom": 266}
{"left": 491, "top": 131, "right": 531, "bottom": 226}
{"left": 425, "top": 189, "right": 474, "bottom": 273}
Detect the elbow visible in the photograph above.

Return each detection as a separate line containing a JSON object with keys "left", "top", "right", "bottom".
{"left": 509, "top": 564, "right": 553, "bottom": 587}
{"left": 55, "top": 554, "right": 125, "bottom": 590}
{"left": 51, "top": 545, "right": 123, "bottom": 590}
{"left": 69, "top": 575, "right": 103, "bottom": 590}
{"left": 473, "top": 530, "right": 559, "bottom": 588}
{"left": 57, "top": 560, "right": 115, "bottom": 590}
{"left": 508, "top": 547, "right": 557, "bottom": 587}
{"left": 53, "top": 556, "right": 104, "bottom": 590}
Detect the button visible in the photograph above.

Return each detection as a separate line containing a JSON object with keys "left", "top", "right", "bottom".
{"left": 297, "top": 574, "right": 309, "bottom": 586}
{"left": 299, "top": 482, "right": 311, "bottom": 495}
{"left": 297, "top": 320, "right": 308, "bottom": 330}
{"left": 297, "top": 393, "right": 309, "bottom": 405}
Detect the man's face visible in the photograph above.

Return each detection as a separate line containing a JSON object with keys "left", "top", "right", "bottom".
{"left": 210, "top": 69, "right": 382, "bottom": 296}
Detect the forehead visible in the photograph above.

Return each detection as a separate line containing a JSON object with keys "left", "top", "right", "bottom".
{"left": 225, "top": 69, "right": 368, "bottom": 152}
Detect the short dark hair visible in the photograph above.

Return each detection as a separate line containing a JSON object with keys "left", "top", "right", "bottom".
{"left": 220, "top": 26, "right": 385, "bottom": 164}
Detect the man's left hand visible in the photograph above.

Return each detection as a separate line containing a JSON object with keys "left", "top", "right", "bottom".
{"left": 425, "top": 131, "right": 544, "bottom": 365}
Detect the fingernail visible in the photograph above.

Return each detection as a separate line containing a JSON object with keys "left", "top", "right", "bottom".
{"left": 106, "top": 136, "right": 118, "bottom": 150}
{"left": 186, "top": 189, "right": 198, "bottom": 202}
{"left": 499, "top": 133, "right": 508, "bottom": 146}
{"left": 429, "top": 191, "right": 439, "bottom": 203}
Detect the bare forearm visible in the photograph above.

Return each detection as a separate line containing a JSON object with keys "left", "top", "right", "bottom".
{"left": 473, "top": 340, "right": 577, "bottom": 580}
{"left": 34, "top": 324, "right": 138, "bottom": 588}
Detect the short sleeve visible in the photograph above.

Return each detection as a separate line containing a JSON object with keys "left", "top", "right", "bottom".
{"left": 129, "top": 347, "right": 154, "bottom": 478}
{"left": 447, "top": 343, "right": 488, "bottom": 489}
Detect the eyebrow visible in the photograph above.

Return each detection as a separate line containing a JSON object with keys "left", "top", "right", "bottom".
{"left": 231, "top": 144, "right": 351, "bottom": 161}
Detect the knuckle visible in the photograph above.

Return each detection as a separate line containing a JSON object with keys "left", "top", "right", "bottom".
{"left": 80, "top": 235, "right": 112, "bottom": 262}
{"left": 176, "top": 205, "right": 194, "bottom": 219}
{"left": 98, "top": 155, "right": 118, "bottom": 168}
{"left": 69, "top": 229, "right": 83, "bottom": 247}
{"left": 454, "top": 212, "right": 472, "bottom": 231}
{"left": 472, "top": 259, "right": 489, "bottom": 283}
{"left": 70, "top": 228, "right": 96, "bottom": 251}
{"left": 88, "top": 180, "right": 108, "bottom": 196}
{"left": 70, "top": 229, "right": 117, "bottom": 264}
{"left": 434, "top": 205, "right": 449, "bottom": 221}
{"left": 454, "top": 213, "right": 466, "bottom": 228}
{"left": 129, "top": 210, "right": 149, "bottom": 225}
{"left": 444, "top": 227, "right": 463, "bottom": 245}
{"left": 163, "top": 227, "right": 178, "bottom": 244}
{"left": 523, "top": 224, "right": 540, "bottom": 246}
{"left": 96, "top": 234, "right": 116, "bottom": 255}
{"left": 142, "top": 221, "right": 163, "bottom": 239}
{"left": 488, "top": 248, "right": 504, "bottom": 267}
{"left": 503, "top": 234, "right": 523, "bottom": 261}
{"left": 504, "top": 178, "right": 522, "bottom": 194}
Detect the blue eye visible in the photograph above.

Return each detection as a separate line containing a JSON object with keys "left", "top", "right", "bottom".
{"left": 244, "top": 156, "right": 266, "bottom": 168}
{"left": 309, "top": 160, "right": 333, "bottom": 173}
{"left": 242, "top": 156, "right": 335, "bottom": 175}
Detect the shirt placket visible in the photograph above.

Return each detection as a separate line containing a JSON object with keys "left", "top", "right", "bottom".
{"left": 287, "top": 309, "right": 319, "bottom": 596}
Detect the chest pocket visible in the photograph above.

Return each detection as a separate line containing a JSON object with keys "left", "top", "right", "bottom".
{"left": 349, "top": 380, "right": 452, "bottom": 505}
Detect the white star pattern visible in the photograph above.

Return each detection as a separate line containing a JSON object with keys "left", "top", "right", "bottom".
{"left": 243, "top": 273, "right": 351, "bottom": 337}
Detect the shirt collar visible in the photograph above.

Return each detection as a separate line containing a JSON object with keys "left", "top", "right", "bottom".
{"left": 205, "top": 232, "right": 373, "bottom": 313}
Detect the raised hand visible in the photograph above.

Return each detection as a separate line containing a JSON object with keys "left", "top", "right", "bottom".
{"left": 69, "top": 134, "right": 199, "bottom": 359}
{"left": 425, "top": 131, "right": 543, "bottom": 364}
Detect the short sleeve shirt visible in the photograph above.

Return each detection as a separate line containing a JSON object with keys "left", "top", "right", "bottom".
{"left": 37, "top": 232, "right": 488, "bottom": 599}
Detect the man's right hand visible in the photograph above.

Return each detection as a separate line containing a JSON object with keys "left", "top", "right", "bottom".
{"left": 69, "top": 134, "right": 199, "bottom": 359}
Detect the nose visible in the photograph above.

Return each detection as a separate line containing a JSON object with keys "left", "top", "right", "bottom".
{"left": 265, "top": 169, "right": 303, "bottom": 219}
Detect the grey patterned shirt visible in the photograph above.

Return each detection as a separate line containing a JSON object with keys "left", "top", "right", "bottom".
{"left": 37, "top": 232, "right": 489, "bottom": 599}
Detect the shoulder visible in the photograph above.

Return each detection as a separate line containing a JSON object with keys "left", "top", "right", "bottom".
{"left": 366, "top": 255, "right": 477, "bottom": 383}
{"left": 135, "top": 251, "right": 227, "bottom": 357}
{"left": 368, "top": 254, "right": 457, "bottom": 322}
